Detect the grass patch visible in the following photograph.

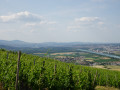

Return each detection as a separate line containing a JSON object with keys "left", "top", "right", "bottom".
{"left": 95, "top": 86, "right": 119, "bottom": 90}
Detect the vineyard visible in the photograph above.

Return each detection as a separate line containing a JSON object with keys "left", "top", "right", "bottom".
{"left": 0, "top": 49, "right": 120, "bottom": 90}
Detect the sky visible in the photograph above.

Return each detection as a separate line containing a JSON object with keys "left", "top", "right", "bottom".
{"left": 0, "top": 0, "right": 120, "bottom": 43}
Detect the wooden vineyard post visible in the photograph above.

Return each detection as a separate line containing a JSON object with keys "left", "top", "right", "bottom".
{"left": 43, "top": 61, "right": 45, "bottom": 67}
{"left": 7, "top": 52, "right": 9, "bottom": 59}
{"left": 54, "top": 64, "right": 57, "bottom": 75}
{"left": 0, "top": 82, "right": 4, "bottom": 90}
{"left": 15, "top": 51, "right": 21, "bottom": 90}
{"left": 40, "top": 61, "right": 45, "bottom": 75}
{"left": 68, "top": 65, "right": 69, "bottom": 69}
{"left": 34, "top": 59, "right": 35, "bottom": 65}
{"left": 80, "top": 66, "right": 82, "bottom": 73}
{"left": 93, "top": 70, "right": 98, "bottom": 87}
{"left": 106, "top": 74, "right": 108, "bottom": 86}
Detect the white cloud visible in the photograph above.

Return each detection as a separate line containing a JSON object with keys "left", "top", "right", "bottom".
{"left": 98, "top": 22, "right": 104, "bottom": 25}
{"left": 25, "top": 23, "right": 36, "bottom": 26}
{"left": 67, "top": 26, "right": 81, "bottom": 30}
{"left": 25, "top": 21, "right": 56, "bottom": 27}
{"left": 47, "top": 21, "right": 56, "bottom": 24}
{"left": 75, "top": 17, "right": 99, "bottom": 22}
{"left": 48, "top": 28, "right": 56, "bottom": 31}
{"left": 0, "top": 11, "right": 57, "bottom": 29}
{"left": 39, "top": 21, "right": 56, "bottom": 25}
{"left": 67, "top": 16, "right": 105, "bottom": 31}
{"left": 0, "top": 11, "right": 42, "bottom": 22}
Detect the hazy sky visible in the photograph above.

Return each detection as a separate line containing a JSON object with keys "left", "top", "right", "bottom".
{"left": 0, "top": 0, "right": 120, "bottom": 43}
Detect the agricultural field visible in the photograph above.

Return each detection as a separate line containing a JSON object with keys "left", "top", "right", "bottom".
{"left": 92, "top": 65, "right": 120, "bottom": 71}
{"left": 33, "top": 51, "right": 120, "bottom": 65}
{"left": 0, "top": 49, "right": 120, "bottom": 90}
{"left": 95, "top": 86, "right": 119, "bottom": 90}
{"left": 113, "top": 51, "right": 120, "bottom": 56}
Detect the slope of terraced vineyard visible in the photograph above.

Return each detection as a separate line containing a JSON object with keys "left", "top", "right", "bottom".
{"left": 0, "top": 49, "right": 120, "bottom": 90}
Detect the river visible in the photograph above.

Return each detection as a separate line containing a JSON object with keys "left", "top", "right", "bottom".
{"left": 78, "top": 49, "right": 120, "bottom": 59}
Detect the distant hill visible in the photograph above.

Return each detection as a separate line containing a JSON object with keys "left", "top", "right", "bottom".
{"left": 0, "top": 40, "right": 120, "bottom": 54}
{"left": 0, "top": 40, "right": 92, "bottom": 48}
{"left": 0, "top": 40, "right": 35, "bottom": 47}
{"left": 0, "top": 45, "right": 17, "bottom": 50}
{"left": 0, "top": 44, "right": 29, "bottom": 51}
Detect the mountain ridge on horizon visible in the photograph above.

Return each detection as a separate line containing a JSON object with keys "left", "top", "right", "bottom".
{"left": 1, "top": 39, "right": 119, "bottom": 44}
{"left": 0, "top": 40, "right": 120, "bottom": 49}
{"left": 0, "top": 39, "right": 91, "bottom": 45}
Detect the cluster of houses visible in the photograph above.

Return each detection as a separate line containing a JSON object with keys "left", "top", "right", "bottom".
{"left": 55, "top": 56, "right": 120, "bottom": 66}
{"left": 55, "top": 56, "right": 92, "bottom": 65}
